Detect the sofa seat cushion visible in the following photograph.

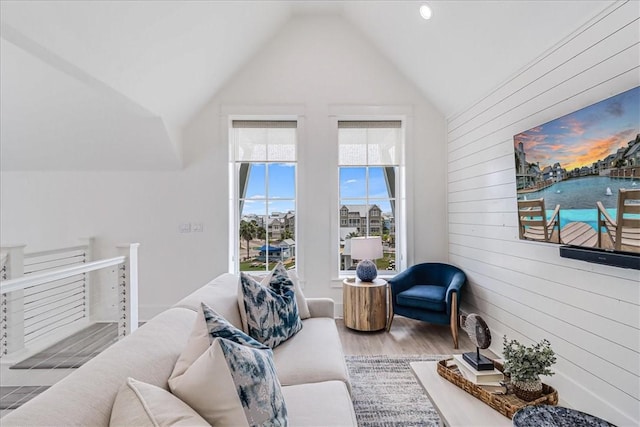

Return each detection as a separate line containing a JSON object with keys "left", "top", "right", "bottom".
{"left": 110, "top": 377, "right": 209, "bottom": 427}
{"left": 273, "top": 317, "right": 350, "bottom": 389}
{"left": 173, "top": 273, "right": 244, "bottom": 330}
{"left": 396, "top": 285, "right": 446, "bottom": 312}
{"left": 282, "top": 381, "right": 357, "bottom": 426}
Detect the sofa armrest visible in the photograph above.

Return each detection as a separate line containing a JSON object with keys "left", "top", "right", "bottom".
{"left": 306, "top": 298, "right": 335, "bottom": 318}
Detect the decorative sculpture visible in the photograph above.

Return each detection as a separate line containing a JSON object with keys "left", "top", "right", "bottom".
{"left": 460, "top": 313, "right": 494, "bottom": 371}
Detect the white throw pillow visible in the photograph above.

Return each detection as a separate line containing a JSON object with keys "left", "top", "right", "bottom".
{"left": 170, "top": 338, "right": 287, "bottom": 427}
{"left": 169, "top": 302, "right": 266, "bottom": 384}
{"left": 109, "top": 377, "right": 209, "bottom": 427}
{"left": 238, "top": 263, "right": 303, "bottom": 348}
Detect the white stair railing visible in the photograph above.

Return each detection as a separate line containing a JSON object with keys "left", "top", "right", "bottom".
{"left": 21, "top": 239, "right": 93, "bottom": 348}
{"left": 0, "top": 243, "right": 139, "bottom": 359}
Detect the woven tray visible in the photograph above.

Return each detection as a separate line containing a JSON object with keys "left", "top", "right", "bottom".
{"left": 436, "top": 358, "right": 558, "bottom": 419}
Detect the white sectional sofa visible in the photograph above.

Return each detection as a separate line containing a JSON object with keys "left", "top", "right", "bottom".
{"left": 2, "top": 273, "right": 357, "bottom": 426}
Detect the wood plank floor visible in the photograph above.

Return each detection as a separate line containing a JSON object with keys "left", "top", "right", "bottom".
{"left": 337, "top": 316, "right": 497, "bottom": 357}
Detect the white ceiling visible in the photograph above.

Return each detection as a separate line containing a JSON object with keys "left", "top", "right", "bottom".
{"left": 0, "top": 0, "right": 615, "bottom": 170}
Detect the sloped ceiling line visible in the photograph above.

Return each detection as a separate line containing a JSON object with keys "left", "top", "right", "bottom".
{"left": 1, "top": 22, "right": 159, "bottom": 118}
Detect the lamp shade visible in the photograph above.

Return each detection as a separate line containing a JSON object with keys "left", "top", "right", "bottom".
{"left": 350, "top": 236, "right": 383, "bottom": 260}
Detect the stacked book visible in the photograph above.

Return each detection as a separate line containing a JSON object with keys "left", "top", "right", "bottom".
{"left": 452, "top": 354, "right": 507, "bottom": 394}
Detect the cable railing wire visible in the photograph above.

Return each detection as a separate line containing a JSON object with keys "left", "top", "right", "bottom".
{"left": 24, "top": 289, "right": 84, "bottom": 314}
{"left": 24, "top": 260, "right": 87, "bottom": 276}
{"left": 24, "top": 253, "right": 86, "bottom": 268}
{"left": 24, "top": 299, "right": 85, "bottom": 326}
{"left": 24, "top": 302, "right": 85, "bottom": 329}
{"left": 23, "top": 282, "right": 85, "bottom": 303}
{"left": 24, "top": 312, "right": 86, "bottom": 344}
{"left": 23, "top": 276, "right": 85, "bottom": 296}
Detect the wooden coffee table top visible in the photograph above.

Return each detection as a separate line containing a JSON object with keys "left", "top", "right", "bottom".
{"left": 411, "top": 361, "right": 511, "bottom": 426}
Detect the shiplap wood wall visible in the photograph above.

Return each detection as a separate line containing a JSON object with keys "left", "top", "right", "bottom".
{"left": 446, "top": 2, "right": 639, "bottom": 425}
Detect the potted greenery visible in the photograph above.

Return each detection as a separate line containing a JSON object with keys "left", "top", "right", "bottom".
{"left": 502, "top": 336, "right": 557, "bottom": 401}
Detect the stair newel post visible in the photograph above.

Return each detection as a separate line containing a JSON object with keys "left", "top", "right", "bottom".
{"left": 0, "top": 245, "right": 26, "bottom": 357}
{"left": 116, "top": 243, "right": 139, "bottom": 338}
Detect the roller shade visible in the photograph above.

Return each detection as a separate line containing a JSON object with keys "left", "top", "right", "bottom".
{"left": 338, "top": 120, "right": 402, "bottom": 166}
{"left": 232, "top": 120, "right": 297, "bottom": 162}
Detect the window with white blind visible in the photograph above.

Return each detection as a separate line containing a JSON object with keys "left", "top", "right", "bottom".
{"left": 230, "top": 120, "right": 297, "bottom": 273}
{"left": 338, "top": 120, "right": 403, "bottom": 274}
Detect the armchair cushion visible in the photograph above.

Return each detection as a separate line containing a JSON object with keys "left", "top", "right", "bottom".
{"left": 396, "top": 285, "right": 446, "bottom": 312}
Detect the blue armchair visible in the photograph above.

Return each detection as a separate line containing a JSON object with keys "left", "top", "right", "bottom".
{"left": 387, "top": 263, "right": 466, "bottom": 348}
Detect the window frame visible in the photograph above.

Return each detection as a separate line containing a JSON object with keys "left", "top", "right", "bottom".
{"left": 228, "top": 116, "right": 300, "bottom": 275}
{"left": 330, "top": 112, "right": 408, "bottom": 280}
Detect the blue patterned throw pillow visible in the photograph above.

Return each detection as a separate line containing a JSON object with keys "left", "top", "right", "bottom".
{"left": 218, "top": 339, "right": 287, "bottom": 426}
{"left": 171, "top": 337, "right": 288, "bottom": 426}
{"left": 169, "top": 302, "right": 267, "bottom": 386}
{"left": 201, "top": 302, "right": 267, "bottom": 349}
{"left": 239, "top": 262, "right": 303, "bottom": 348}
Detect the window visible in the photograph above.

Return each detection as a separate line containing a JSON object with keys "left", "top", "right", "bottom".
{"left": 230, "top": 120, "right": 297, "bottom": 273}
{"left": 338, "top": 120, "right": 403, "bottom": 274}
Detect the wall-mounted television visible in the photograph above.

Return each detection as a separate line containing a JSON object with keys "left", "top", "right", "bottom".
{"left": 513, "top": 86, "right": 640, "bottom": 270}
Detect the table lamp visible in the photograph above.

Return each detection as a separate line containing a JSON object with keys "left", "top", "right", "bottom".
{"left": 350, "top": 236, "right": 383, "bottom": 282}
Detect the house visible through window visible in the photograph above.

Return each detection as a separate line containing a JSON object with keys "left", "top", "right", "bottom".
{"left": 338, "top": 120, "right": 403, "bottom": 274}
{"left": 230, "top": 120, "right": 297, "bottom": 273}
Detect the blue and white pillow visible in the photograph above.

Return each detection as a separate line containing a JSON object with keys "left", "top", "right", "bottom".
{"left": 239, "top": 263, "right": 303, "bottom": 348}
{"left": 171, "top": 337, "right": 287, "bottom": 426}
{"left": 169, "top": 302, "right": 266, "bottom": 385}
{"left": 201, "top": 302, "right": 267, "bottom": 349}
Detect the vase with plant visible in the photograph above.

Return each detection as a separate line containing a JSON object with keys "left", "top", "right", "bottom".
{"left": 502, "top": 336, "right": 556, "bottom": 401}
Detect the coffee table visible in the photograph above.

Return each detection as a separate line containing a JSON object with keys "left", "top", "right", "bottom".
{"left": 411, "top": 361, "right": 511, "bottom": 426}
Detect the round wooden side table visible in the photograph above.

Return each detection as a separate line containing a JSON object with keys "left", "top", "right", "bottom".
{"left": 342, "top": 278, "right": 390, "bottom": 332}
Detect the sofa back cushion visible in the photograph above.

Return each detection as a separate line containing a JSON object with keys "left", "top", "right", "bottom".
{"left": 173, "top": 273, "right": 244, "bottom": 329}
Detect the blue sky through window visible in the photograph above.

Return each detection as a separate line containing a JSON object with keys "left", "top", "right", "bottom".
{"left": 242, "top": 163, "right": 296, "bottom": 216}
{"left": 340, "top": 167, "right": 393, "bottom": 201}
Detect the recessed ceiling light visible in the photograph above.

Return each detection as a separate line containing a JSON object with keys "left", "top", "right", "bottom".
{"left": 420, "top": 4, "right": 432, "bottom": 20}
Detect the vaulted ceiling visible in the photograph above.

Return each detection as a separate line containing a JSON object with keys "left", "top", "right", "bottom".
{"left": 0, "top": 0, "right": 614, "bottom": 170}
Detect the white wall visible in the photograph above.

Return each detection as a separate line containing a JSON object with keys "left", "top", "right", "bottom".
{"left": 447, "top": 2, "right": 639, "bottom": 425}
{"left": 185, "top": 14, "right": 447, "bottom": 305}
{"left": 0, "top": 14, "right": 446, "bottom": 318}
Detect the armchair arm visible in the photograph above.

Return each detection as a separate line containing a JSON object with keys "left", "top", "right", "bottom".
{"left": 387, "top": 266, "right": 420, "bottom": 296}
{"left": 445, "top": 271, "right": 466, "bottom": 316}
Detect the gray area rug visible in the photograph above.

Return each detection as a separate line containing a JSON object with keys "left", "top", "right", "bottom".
{"left": 11, "top": 323, "right": 118, "bottom": 369}
{"left": 346, "top": 354, "right": 448, "bottom": 427}
{"left": 0, "top": 386, "right": 49, "bottom": 410}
